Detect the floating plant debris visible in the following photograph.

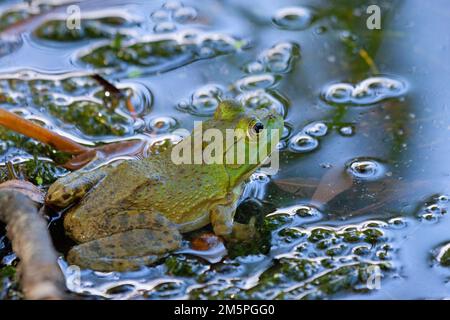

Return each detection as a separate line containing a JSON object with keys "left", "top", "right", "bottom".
{"left": 78, "top": 30, "right": 248, "bottom": 77}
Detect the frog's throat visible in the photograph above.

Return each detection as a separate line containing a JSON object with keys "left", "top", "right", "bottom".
{"left": 176, "top": 210, "right": 211, "bottom": 233}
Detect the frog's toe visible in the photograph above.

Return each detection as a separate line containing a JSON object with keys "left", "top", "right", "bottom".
{"left": 224, "top": 219, "right": 257, "bottom": 242}
{"left": 67, "top": 228, "right": 182, "bottom": 272}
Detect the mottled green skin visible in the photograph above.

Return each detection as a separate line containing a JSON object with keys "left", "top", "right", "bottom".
{"left": 46, "top": 100, "right": 283, "bottom": 271}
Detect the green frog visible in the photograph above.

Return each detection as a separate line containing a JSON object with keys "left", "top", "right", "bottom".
{"left": 46, "top": 100, "right": 283, "bottom": 271}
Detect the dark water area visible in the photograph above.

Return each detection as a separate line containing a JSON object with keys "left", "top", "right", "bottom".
{"left": 0, "top": 0, "right": 449, "bottom": 299}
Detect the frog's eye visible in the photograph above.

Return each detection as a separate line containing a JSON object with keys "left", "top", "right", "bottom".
{"left": 248, "top": 120, "right": 264, "bottom": 138}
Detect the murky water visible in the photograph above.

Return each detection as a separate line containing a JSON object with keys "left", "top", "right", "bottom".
{"left": 1, "top": 0, "right": 450, "bottom": 299}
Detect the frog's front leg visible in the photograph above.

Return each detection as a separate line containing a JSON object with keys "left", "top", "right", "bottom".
{"left": 46, "top": 166, "right": 112, "bottom": 207}
{"left": 67, "top": 212, "right": 182, "bottom": 272}
{"left": 210, "top": 185, "right": 257, "bottom": 241}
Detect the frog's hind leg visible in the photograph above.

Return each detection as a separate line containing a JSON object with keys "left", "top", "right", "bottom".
{"left": 67, "top": 214, "right": 183, "bottom": 272}
{"left": 46, "top": 166, "right": 112, "bottom": 207}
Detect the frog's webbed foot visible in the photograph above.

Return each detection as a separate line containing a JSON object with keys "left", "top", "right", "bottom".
{"left": 67, "top": 213, "right": 182, "bottom": 272}
{"left": 46, "top": 166, "right": 112, "bottom": 208}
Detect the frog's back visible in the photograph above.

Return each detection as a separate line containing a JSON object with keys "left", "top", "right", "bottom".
{"left": 67, "top": 153, "right": 230, "bottom": 227}
{"left": 139, "top": 155, "right": 231, "bottom": 223}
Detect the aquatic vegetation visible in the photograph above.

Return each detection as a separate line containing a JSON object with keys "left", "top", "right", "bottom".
{"left": 0, "top": 266, "right": 21, "bottom": 300}
{"left": 0, "top": 75, "right": 140, "bottom": 138}
{"left": 35, "top": 16, "right": 139, "bottom": 42}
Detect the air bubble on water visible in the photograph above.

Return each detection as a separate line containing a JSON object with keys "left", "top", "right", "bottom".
{"left": 258, "top": 42, "right": 299, "bottom": 73}
{"left": 179, "top": 84, "right": 224, "bottom": 116}
{"left": 292, "top": 205, "right": 322, "bottom": 219}
{"left": 339, "top": 125, "right": 355, "bottom": 136}
{"left": 147, "top": 116, "right": 177, "bottom": 133}
{"left": 198, "top": 33, "right": 245, "bottom": 54}
{"left": 272, "top": 7, "right": 314, "bottom": 31}
{"left": 303, "top": 121, "right": 328, "bottom": 137}
{"left": 151, "top": 9, "right": 170, "bottom": 22}
{"left": 288, "top": 133, "right": 319, "bottom": 153}
{"left": 415, "top": 195, "right": 450, "bottom": 223}
{"left": 118, "top": 82, "right": 153, "bottom": 116}
{"left": 388, "top": 217, "right": 407, "bottom": 229}
{"left": 154, "top": 21, "right": 177, "bottom": 33}
{"left": 322, "top": 83, "right": 353, "bottom": 104}
{"left": 346, "top": 158, "right": 386, "bottom": 181}
{"left": 322, "top": 77, "right": 407, "bottom": 105}
{"left": 243, "top": 61, "right": 264, "bottom": 74}
{"left": 235, "top": 74, "right": 278, "bottom": 91}
{"left": 163, "top": 0, "right": 183, "bottom": 11}
{"left": 237, "top": 89, "right": 285, "bottom": 116}
{"left": 173, "top": 6, "right": 197, "bottom": 23}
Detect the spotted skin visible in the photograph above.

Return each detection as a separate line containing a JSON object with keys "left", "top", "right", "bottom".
{"left": 46, "top": 166, "right": 111, "bottom": 207}
{"left": 68, "top": 220, "right": 182, "bottom": 271}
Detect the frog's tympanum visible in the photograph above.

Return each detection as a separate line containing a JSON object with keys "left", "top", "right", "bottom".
{"left": 46, "top": 100, "right": 283, "bottom": 271}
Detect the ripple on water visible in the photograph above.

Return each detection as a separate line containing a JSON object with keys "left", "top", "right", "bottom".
{"left": 303, "top": 121, "right": 328, "bottom": 137}
{"left": 322, "top": 76, "right": 408, "bottom": 105}
{"left": 416, "top": 194, "right": 449, "bottom": 223}
{"left": 146, "top": 116, "right": 178, "bottom": 133}
{"left": 154, "top": 21, "right": 177, "bottom": 33}
{"left": 237, "top": 89, "right": 286, "bottom": 116}
{"left": 288, "top": 133, "right": 319, "bottom": 153}
{"left": 272, "top": 7, "right": 314, "bottom": 31}
{"left": 338, "top": 125, "right": 355, "bottom": 136}
{"left": 258, "top": 42, "right": 300, "bottom": 74}
{"left": 178, "top": 84, "right": 224, "bottom": 116}
{"left": 235, "top": 73, "right": 279, "bottom": 91}
{"left": 346, "top": 158, "right": 386, "bottom": 181}
{"left": 173, "top": 6, "right": 198, "bottom": 23}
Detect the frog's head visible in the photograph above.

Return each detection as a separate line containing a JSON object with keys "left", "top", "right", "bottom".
{"left": 210, "top": 100, "right": 284, "bottom": 186}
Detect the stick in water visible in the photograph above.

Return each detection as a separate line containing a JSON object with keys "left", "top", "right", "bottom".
{"left": 0, "top": 183, "right": 68, "bottom": 300}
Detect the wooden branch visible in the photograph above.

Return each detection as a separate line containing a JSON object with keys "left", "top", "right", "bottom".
{"left": 0, "top": 108, "right": 90, "bottom": 154}
{"left": 0, "top": 183, "right": 68, "bottom": 299}
{"left": 0, "top": 108, "right": 147, "bottom": 170}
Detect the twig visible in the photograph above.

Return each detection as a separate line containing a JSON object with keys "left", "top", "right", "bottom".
{"left": 0, "top": 108, "right": 89, "bottom": 154}
{"left": 0, "top": 108, "right": 146, "bottom": 170}
{"left": 90, "top": 74, "right": 137, "bottom": 117}
{"left": 0, "top": 182, "right": 67, "bottom": 299}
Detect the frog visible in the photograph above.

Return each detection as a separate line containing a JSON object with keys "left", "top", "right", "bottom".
{"left": 45, "top": 100, "right": 283, "bottom": 271}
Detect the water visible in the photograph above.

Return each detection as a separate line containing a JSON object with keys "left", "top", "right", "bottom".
{"left": 0, "top": 0, "right": 450, "bottom": 300}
